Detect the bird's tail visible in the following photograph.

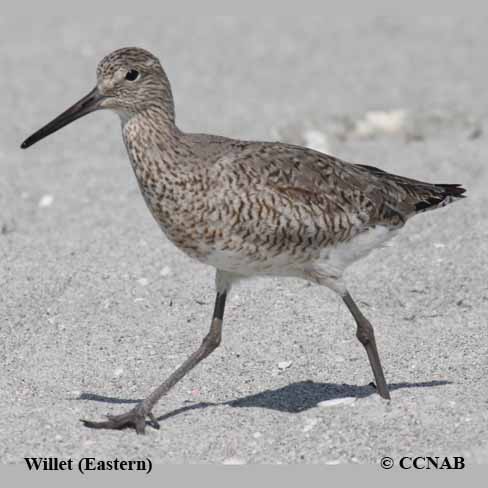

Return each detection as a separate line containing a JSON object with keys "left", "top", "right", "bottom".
{"left": 412, "top": 183, "right": 466, "bottom": 213}
{"left": 354, "top": 163, "right": 467, "bottom": 217}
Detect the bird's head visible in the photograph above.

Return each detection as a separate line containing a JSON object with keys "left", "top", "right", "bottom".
{"left": 21, "top": 47, "right": 174, "bottom": 149}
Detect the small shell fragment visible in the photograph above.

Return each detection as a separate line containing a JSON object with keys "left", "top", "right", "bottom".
{"left": 277, "top": 361, "right": 292, "bottom": 370}
{"left": 318, "top": 397, "right": 356, "bottom": 408}
{"left": 38, "top": 194, "right": 54, "bottom": 207}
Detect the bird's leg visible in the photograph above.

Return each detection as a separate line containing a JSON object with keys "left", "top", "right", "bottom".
{"left": 342, "top": 291, "right": 391, "bottom": 399}
{"left": 82, "top": 291, "right": 227, "bottom": 434}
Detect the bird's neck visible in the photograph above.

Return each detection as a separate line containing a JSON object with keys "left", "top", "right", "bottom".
{"left": 121, "top": 107, "right": 182, "bottom": 170}
{"left": 121, "top": 107, "right": 193, "bottom": 206}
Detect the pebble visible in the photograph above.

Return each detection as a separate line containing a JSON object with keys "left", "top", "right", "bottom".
{"left": 160, "top": 266, "right": 172, "bottom": 277}
{"left": 38, "top": 194, "right": 54, "bottom": 208}
{"left": 113, "top": 367, "right": 124, "bottom": 378}
{"left": 137, "top": 278, "right": 149, "bottom": 286}
{"left": 277, "top": 361, "right": 292, "bottom": 370}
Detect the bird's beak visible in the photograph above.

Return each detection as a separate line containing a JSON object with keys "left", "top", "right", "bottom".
{"left": 21, "top": 87, "right": 105, "bottom": 149}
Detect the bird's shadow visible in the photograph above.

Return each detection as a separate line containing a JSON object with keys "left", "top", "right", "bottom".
{"left": 77, "top": 379, "right": 451, "bottom": 422}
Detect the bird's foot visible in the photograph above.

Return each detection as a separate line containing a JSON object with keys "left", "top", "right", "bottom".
{"left": 369, "top": 381, "right": 391, "bottom": 400}
{"left": 81, "top": 404, "right": 159, "bottom": 434}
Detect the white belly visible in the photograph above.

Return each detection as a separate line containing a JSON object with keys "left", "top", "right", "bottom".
{"left": 321, "top": 225, "right": 397, "bottom": 271}
{"left": 205, "top": 225, "right": 398, "bottom": 284}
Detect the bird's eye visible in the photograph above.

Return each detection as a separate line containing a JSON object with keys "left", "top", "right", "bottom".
{"left": 125, "top": 70, "right": 140, "bottom": 81}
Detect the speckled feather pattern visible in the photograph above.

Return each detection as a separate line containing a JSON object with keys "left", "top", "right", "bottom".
{"left": 100, "top": 48, "right": 466, "bottom": 295}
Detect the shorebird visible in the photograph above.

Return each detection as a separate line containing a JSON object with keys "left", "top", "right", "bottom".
{"left": 21, "top": 47, "right": 466, "bottom": 434}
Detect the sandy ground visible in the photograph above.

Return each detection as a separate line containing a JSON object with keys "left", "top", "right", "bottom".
{"left": 1, "top": 17, "right": 488, "bottom": 464}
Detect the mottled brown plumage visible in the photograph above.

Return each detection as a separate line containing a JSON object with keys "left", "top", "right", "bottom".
{"left": 21, "top": 47, "right": 466, "bottom": 434}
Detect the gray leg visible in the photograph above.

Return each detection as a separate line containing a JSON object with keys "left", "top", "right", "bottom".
{"left": 82, "top": 291, "right": 227, "bottom": 434}
{"left": 342, "top": 291, "right": 390, "bottom": 399}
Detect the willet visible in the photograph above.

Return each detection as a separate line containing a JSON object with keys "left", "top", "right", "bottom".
{"left": 21, "top": 47, "right": 466, "bottom": 434}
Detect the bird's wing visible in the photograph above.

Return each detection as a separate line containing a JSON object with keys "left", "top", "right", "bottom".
{"left": 204, "top": 140, "right": 465, "bottom": 251}
{"left": 204, "top": 142, "right": 381, "bottom": 251}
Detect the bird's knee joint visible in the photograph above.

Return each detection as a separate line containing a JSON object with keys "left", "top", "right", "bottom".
{"left": 202, "top": 333, "right": 221, "bottom": 350}
{"left": 356, "top": 322, "right": 374, "bottom": 346}
{"left": 356, "top": 332, "right": 370, "bottom": 346}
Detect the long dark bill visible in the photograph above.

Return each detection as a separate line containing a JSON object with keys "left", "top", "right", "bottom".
{"left": 21, "top": 87, "right": 104, "bottom": 149}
